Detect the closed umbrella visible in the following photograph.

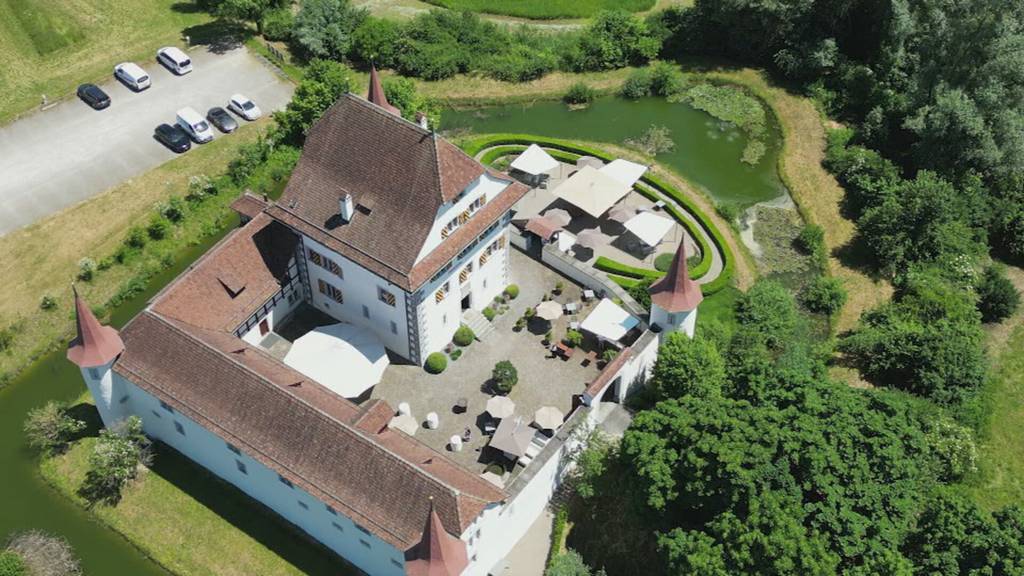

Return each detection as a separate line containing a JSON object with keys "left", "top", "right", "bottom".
{"left": 486, "top": 395, "right": 516, "bottom": 419}
{"left": 543, "top": 208, "right": 572, "bottom": 227}
{"left": 533, "top": 406, "right": 564, "bottom": 430}
{"left": 607, "top": 203, "right": 636, "bottom": 223}
{"left": 535, "top": 300, "right": 563, "bottom": 321}
{"left": 575, "top": 228, "right": 611, "bottom": 249}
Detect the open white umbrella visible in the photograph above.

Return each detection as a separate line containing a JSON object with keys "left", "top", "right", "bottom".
{"left": 607, "top": 203, "right": 636, "bottom": 223}
{"left": 486, "top": 395, "right": 516, "bottom": 419}
{"left": 491, "top": 416, "right": 535, "bottom": 458}
{"left": 533, "top": 406, "right": 564, "bottom": 430}
{"left": 535, "top": 300, "right": 564, "bottom": 321}
{"left": 283, "top": 322, "right": 389, "bottom": 398}
{"left": 388, "top": 413, "right": 418, "bottom": 436}
{"left": 575, "top": 228, "right": 611, "bottom": 249}
{"left": 543, "top": 208, "right": 572, "bottom": 227}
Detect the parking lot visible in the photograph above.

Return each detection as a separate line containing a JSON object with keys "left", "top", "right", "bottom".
{"left": 0, "top": 46, "right": 294, "bottom": 236}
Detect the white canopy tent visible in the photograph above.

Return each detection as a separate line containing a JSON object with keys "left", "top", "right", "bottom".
{"left": 556, "top": 231, "right": 576, "bottom": 253}
{"left": 624, "top": 211, "right": 676, "bottom": 247}
{"left": 550, "top": 166, "right": 631, "bottom": 217}
{"left": 510, "top": 144, "right": 559, "bottom": 176}
{"left": 600, "top": 159, "right": 648, "bottom": 188}
{"left": 283, "top": 322, "right": 389, "bottom": 398}
{"left": 580, "top": 298, "right": 640, "bottom": 343}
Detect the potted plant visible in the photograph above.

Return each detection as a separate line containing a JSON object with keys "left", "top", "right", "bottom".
{"left": 564, "top": 329, "right": 583, "bottom": 349}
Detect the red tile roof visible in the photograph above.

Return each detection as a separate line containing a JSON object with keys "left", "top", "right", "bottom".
{"left": 367, "top": 65, "right": 400, "bottom": 116}
{"left": 525, "top": 215, "right": 562, "bottom": 241}
{"left": 67, "top": 286, "right": 124, "bottom": 367}
{"left": 585, "top": 346, "right": 633, "bottom": 399}
{"left": 229, "top": 191, "right": 269, "bottom": 221}
{"left": 648, "top": 242, "right": 703, "bottom": 313}
{"left": 405, "top": 501, "right": 469, "bottom": 576}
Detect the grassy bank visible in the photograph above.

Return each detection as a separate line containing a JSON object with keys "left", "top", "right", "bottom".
{"left": 0, "top": 0, "right": 213, "bottom": 124}
{"left": 420, "top": 0, "right": 654, "bottom": 19}
{"left": 0, "top": 121, "right": 271, "bottom": 385}
{"left": 40, "top": 403, "right": 353, "bottom": 576}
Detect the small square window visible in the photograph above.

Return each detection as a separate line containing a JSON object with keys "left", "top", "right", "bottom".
{"left": 359, "top": 539, "right": 371, "bottom": 549}
{"left": 356, "top": 524, "right": 371, "bottom": 536}
{"left": 331, "top": 521, "right": 344, "bottom": 532}
{"left": 378, "top": 287, "right": 396, "bottom": 306}
{"left": 298, "top": 500, "right": 309, "bottom": 510}
{"left": 119, "top": 394, "right": 129, "bottom": 404}
{"left": 390, "top": 321, "right": 398, "bottom": 335}
{"left": 160, "top": 400, "right": 175, "bottom": 413}
{"left": 151, "top": 410, "right": 161, "bottom": 419}
{"left": 236, "top": 459, "right": 247, "bottom": 475}
{"left": 227, "top": 442, "right": 241, "bottom": 455}
{"left": 362, "top": 305, "right": 370, "bottom": 319}
{"left": 391, "top": 559, "right": 403, "bottom": 569}
{"left": 174, "top": 421, "right": 185, "bottom": 436}
{"left": 326, "top": 505, "right": 337, "bottom": 516}
{"left": 278, "top": 475, "right": 294, "bottom": 489}
{"left": 88, "top": 367, "right": 100, "bottom": 379}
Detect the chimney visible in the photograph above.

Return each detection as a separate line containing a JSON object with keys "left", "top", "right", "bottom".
{"left": 339, "top": 194, "right": 355, "bottom": 222}
{"left": 416, "top": 111, "right": 429, "bottom": 130}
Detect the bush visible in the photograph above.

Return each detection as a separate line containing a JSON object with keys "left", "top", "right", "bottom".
{"left": 5, "top": 531, "right": 81, "bottom": 576}
{"left": 801, "top": 276, "right": 848, "bottom": 316}
{"left": 293, "top": 0, "right": 368, "bottom": 60}
{"left": 39, "top": 295, "right": 57, "bottom": 311}
{"left": 146, "top": 216, "right": 169, "bottom": 240}
{"left": 124, "top": 227, "right": 146, "bottom": 249}
{"left": 563, "top": 82, "right": 596, "bottom": 105}
{"left": 564, "top": 329, "right": 583, "bottom": 348}
{"left": 648, "top": 61, "right": 686, "bottom": 96}
{"left": 23, "top": 401, "right": 85, "bottom": 455}
{"left": 449, "top": 349, "right": 462, "bottom": 361}
{"left": 492, "top": 360, "right": 518, "bottom": 394}
{"left": 79, "top": 416, "right": 152, "bottom": 505}
{"left": 568, "top": 10, "right": 660, "bottom": 71}
{"left": 504, "top": 284, "right": 520, "bottom": 299}
{"left": 0, "top": 551, "right": 26, "bottom": 576}
{"left": 261, "top": 8, "right": 294, "bottom": 41}
{"left": 350, "top": 17, "right": 402, "bottom": 67}
{"left": 654, "top": 252, "right": 675, "bottom": 272}
{"left": 620, "top": 69, "right": 653, "bottom": 98}
{"left": 602, "top": 349, "right": 619, "bottom": 363}
{"left": 0, "top": 327, "right": 16, "bottom": 352}
{"left": 425, "top": 352, "right": 447, "bottom": 374}
{"left": 482, "top": 307, "right": 496, "bottom": 321}
{"left": 976, "top": 265, "right": 1020, "bottom": 323}
{"left": 76, "top": 258, "right": 96, "bottom": 282}
{"left": 554, "top": 280, "right": 565, "bottom": 294}
{"left": 453, "top": 325, "right": 475, "bottom": 347}
{"left": 157, "top": 197, "right": 186, "bottom": 223}
{"left": 716, "top": 201, "right": 740, "bottom": 223}
{"left": 546, "top": 550, "right": 593, "bottom": 576}
{"left": 795, "top": 223, "right": 825, "bottom": 257}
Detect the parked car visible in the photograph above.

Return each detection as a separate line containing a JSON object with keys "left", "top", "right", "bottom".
{"left": 228, "top": 94, "right": 261, "bottom": 121}
{"left": 114, "top": 62, "right": 151, "bottom": 90}
{"left": 157, "top": 46, "right": 192, "bottom": 75}
{"left": 175, "top": 107, "right": 214, "bottom": 143}
{"left": 154, "top": 123, "right": 191, "bottom": 153}
{"left": 207, "top": 107, "right": 238, "bottom": 133}
{"left": 76, "top": 84, "right": 110, "bottom": 110}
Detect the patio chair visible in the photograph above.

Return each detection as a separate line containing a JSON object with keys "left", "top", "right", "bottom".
{"left": 483, "top": 420, "right": 497, "bottom": 436}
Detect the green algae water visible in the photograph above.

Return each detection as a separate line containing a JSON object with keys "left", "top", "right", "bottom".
{"left": 0, "top": 228, "right": 232, "bottom": 576}
{"left": 442, "top": 96, "right": 787, "bottom": 208}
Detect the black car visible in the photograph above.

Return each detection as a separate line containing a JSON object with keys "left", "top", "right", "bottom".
{"left": 207, "top": 107, "right": 238, "bottom": 133}
{"left": 76, "top": 84, "right": 110, "bottom": 110}
{"left": 154, "top": 123, "right": 191, "bottom": 153}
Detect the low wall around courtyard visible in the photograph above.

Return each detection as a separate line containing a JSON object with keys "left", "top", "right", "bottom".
{"left": 539, "top": 244, "right": 647, "bottom": 318}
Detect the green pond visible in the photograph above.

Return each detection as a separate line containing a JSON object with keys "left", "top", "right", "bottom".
{"left": 0, "top": 229, "right": 233, "bottom": 576}
{"left": 442, "top": 96, "right": 788, "bottom": 208}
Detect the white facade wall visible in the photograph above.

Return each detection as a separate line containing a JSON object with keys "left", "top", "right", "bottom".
{"left": 414, "top": 174, "right": 512, "bottom": 263}
{"left": 650, "top": 305, "right": 697, "bottom": 339}
{"left": 302, "top": 236, "right": 412, "bottom": 359}
{"left": 240, "top": 283, "right": 303, "bottom": 345}
{"left": 612, "top": 333, "right": 659, "bottom": 402}
{"left": 114, "top": 373, "right": 409, "bottom": 576}
{"left": 415, "top": 226, "right": 509, "bottom": 356}
{"left": 80, "top": 359, "right": 127, "bottom": 428}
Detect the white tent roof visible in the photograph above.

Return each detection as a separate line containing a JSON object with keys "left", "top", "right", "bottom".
{"left": 283, "top": 322, "right": 389, "bottom": 398}
{"left": 550, "top": 165, "right": 631, "bottom": 217}
{"left": 510, "top": 144, "right": 559, "bottom": 176}
{"left": 624, "top": 211, "right": 675, "bottom": 247}
{"left": 600, "top": 159, "right": 648, "bottom": 188}
{"left": 556, "top": 231, "right": 576, "bottom": 252}
{"left": 580, "top": 298, "right": 640, "bottom": 342}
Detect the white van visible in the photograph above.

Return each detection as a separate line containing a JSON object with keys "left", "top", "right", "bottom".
{"left": 114, "top": 62, "right": 151, "bottom": 90}
{"left": 157, "top": 46, "right": 192, "bottom": 75}
{"left": 176, "top": 107, "right": 213, "bottom": 143}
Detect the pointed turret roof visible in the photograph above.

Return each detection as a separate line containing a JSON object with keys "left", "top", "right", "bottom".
{"left": 404, "top": 500, "right": 469, "bottom": 576}
{"left": 67, "top": 286, "right": 124, "bottom": 367}
{"left": 648, "top": 242, "right": 703, "bottom": 313}
{"left": 366, "top": 65, "right": 400, "bottom": 116}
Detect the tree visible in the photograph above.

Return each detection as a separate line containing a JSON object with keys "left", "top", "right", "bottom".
{"left": 976, "top": 265, "right": 1020, "bottom": 323}
{"left": 293, "top": 0, "right": 367, "bottom": 60}
{"left": 79, "top": 416, "right": 152, "bottom": 505}
{"left": 651, "top": 333, "right": 726, "bottom": 400}
{"left": 733, "top": 280, "right": 797, "bottom": 348}
{"left": 800, "top": 276, "right": 847, "bottom": 316}
{"left": 350, "top": 17, "right": 402, "bottom": 68}
{"left": 492, "top": 360, "right": 518, "bottom": 394}
{"left": 212, "top": 0, "right": 287, "bottom": 35}
{"left": 568, "top": 10, "right": 659, "bottom": 71}
{"left": 272, "top": 59, "right": 353, "bottom": 145}
{"left": 382, "top": 76, "right": 441, "bottom": 127}
{"left": 546, "top": 550, "right": 597, "bottom": 576}
{"left": 23, "top": 401, "right": 85, "bottom": 455}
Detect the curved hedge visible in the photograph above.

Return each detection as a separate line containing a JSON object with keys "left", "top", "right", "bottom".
{"left": 464, "top": 133, "right": 735, "bottom": 295}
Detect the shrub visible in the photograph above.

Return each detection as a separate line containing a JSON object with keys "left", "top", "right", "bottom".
{"left": 261, "top": 8, "right": 294, "bottom": 41}
{"left": 39, "top": 295, "right": 57, "bottom": 311}
{"left": 554, "top": 280, "right": 565, "bottom": 294}
{"left": 716, "top": 202, "right": 740, "bottom": 224}
{"left": 976, "top": 265, "right": 1020, "bottom": 323}
{"left": 620, "top": 69, "right": 653, "bottom": 98}
{"left": 146, "top": 216, "right": 169, "bottom": 240}
{"left": 546, "top": 549, "right": 593, "bottom": 576}
{"left": 563, "top": 82, "right": 596, "bottom": 105}
{"left": 449, "top": 349, "right": 462, "bottom": 361}
{"left": 453, "top": 325, "right": 475, "bottom": 347}
{"left": 350, "top": 17, "right": 402, "bottom": 67}
{"left": 602, "top": 349, "right": 619, "bottom": 363}
{"left": 795, "top": 223, "right": 825, "bottom": 256}
{"left": 564, "top": 329, "right": 583, "bottom": 348}
{"left": 482, "top": 307, "right": 496, "bottom": 321}
{"left": 568, "top": 10, "right": 660, "bottom": 71}
{"left": 492, "top": 360, "right": 518, "bottom": 394}
{"left": 76, "top": 258, "right": 96, "bottom": 282}
{"left": 524, "top": 307, "right": 535, "bottom": 318}
{"left": 514, "top": 317, "right": 526, "bottom": 331}
{"left": 157, "top": 197, "right": 186, "bottom": 223}
{"left": 124, "top": 227, "right": 146, "bottom": 249}
{"left": 0, "top": 551, "right": 26, "bottom": 576}
{"left": 4, "top": 531, "right": 80, "bottom": 576}
{"left": 186, "top": 174, "right": 217, "bottom": 201}
{"left": 648, "top": 61, "right": 686, "bottom": 96}
{"left": 23, "top": 401, "right": 85, "bottom": 455}
{"left": 0, "top": 325, "right": 15, "bottom": 352}
{"left": 654, "top": 252, "right": 675, "bottom": 272}
{"left": 293, "top": 0, "right": 368, "bottom": 60}
{"left": 79, "top": 416, "right": 152, "bottom": 505}
{"left": 504, "top": 284, "right": 520, "bottom": 299}
{"left": 425, "top": 352, "right": 447, "bottom": 374}
{"left": 801, "top": 276, "right": 848, "bottom": 316}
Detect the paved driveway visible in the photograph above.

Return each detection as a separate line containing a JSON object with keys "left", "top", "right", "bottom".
{"left": 0, "top": 46, "right": 294, "bottom": 236}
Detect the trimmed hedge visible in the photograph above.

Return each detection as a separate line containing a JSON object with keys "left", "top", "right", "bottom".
{"left": 425, "top": 352, "right": 448, "bottom": 374}
{"left": 463, "top": 133, "right": 735, "bottom": 295}
{"left": 593, "top": 257, "right": 662, "bottom": 279}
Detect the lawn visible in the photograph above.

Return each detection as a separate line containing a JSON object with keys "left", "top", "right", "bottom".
{"left": 41, "top": 407, "right": 354, "bottom": 576}
{"left": 419, "top": 0, "right": 654, "bottom": 19}
{"left": 0, "top": 0, "right": 213, "bottom": 124}
{"left": 0, "top": 120, "right": 271, "bottom": 385}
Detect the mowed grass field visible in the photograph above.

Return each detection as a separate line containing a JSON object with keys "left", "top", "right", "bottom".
{"left": 0, "top": 0, "right": 213, "bottom": 124}
{"left": 420, "top": 0, "right": 654, "bottom": 19}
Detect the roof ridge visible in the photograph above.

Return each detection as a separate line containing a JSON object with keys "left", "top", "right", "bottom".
{"left": 341, "top": 92, "right": 431, "bottom": 136}
{"left": 432, "top": 133, "right": 444, "bottom": 204}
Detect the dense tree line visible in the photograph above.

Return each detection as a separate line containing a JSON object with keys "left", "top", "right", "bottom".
{"left": 568, "top": 281, "right": 1022, "bottom": 575}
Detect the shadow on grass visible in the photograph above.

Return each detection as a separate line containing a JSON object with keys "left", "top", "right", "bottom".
{"left": 170, "top": 1, "right": 203, "bottom": 14}
{"left": 832, "top": 233, "right": 887, "bottom": 280}
{"left": 182, "top": 20, "right": 253, "bottom": 54}
{"left": 149, "top": 442, "right": 358, "bottom": 576}
{"left": 67, "top": 402, "right": 104, "bottom": 440}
